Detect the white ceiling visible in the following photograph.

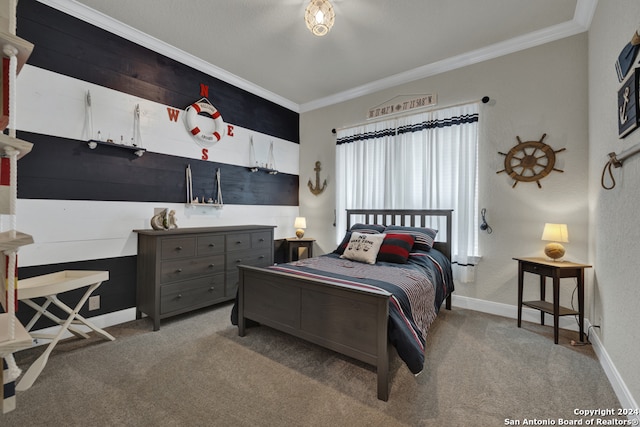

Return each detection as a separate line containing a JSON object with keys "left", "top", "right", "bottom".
{"left": 50, "top": 0, "right": 596, "bottom": 112}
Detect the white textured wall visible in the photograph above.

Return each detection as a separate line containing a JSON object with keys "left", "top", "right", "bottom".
{"left": 588, "top": 0, "right": 640, "bottom": 408}
{"left": 300, "top": 34, "right": 589, "bottom": 311}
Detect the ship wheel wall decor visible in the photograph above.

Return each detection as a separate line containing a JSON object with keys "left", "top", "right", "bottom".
{"left": 497, "top": 134, "right": 566, "bottom": 188}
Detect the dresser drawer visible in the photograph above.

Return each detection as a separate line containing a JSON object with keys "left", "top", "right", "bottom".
{"left": 226, "top": 233, "right": 251, "bottom": 251}
{"left": 197, "top": 234, "right": 225, "bottom": 255}
{"left": 251, "top": 231, "right": 272, "bottom": 249}
{"left": 161, "top": 237, "right": 196, "bottom": 260}
{"left": 161, "top": 254, "right": 225, "bottom": 283}
{"left": 226, "top": 249, "right": 272, "bottom": 270}
{"left": 160, "top": 274, "right": 225, "bottom": 314}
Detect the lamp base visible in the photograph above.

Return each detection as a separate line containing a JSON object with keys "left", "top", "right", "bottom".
{"left": 295, "top": 229, "right": 305, "bottom": 239}
{"left": 544, "top": 242, "right": 565, "bottom": 261}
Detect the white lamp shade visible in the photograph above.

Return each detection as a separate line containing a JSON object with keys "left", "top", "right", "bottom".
{"left": 541, "top": 223, "right": 569, "bottom": 242}
{"left": 294, "top": 217, "right": 307, "bottom": 229}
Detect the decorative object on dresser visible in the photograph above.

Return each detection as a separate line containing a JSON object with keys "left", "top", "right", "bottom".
{"left": 234, "top": 209, "right": 454, "bottom": 401}
{"left": 514, "top": 257, "right": 591, "bottom": 344}
{"left": 134, "top": 225, "right": 275, "bottom": 331}
{"left": 150, "top": 208, "right": 178, "bottom": 231}
{"left": 541, "top": 223, "right": 568, "bottom": 260}
{"left": 294, "top": 216, "right": 306, "bottom": 238}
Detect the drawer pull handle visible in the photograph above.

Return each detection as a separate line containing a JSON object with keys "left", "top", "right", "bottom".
{"left": 259, "top": 238, "right": 265, "bottom": 242}
{"left": 259, "top": 255, "right": 265, "bottom": 259}
{"left": 208, "top": 264, "right": 215, "bottom": 268}
{"left": 209, "top": 243, "right": 215, "bottom": 247}
{"left": 236, "top": 241, "right": 242, "bottom": 244}
{"left": 236, "top": 259, "right": 242, "bottom": 263}
{"left": 208, "top": 287, "right": 215, "bottom": 292}
{"left": 177, "top": 294, "right": 182, "bottom": 299}
{"left": 176, "top": 246, "right": 183, "bottom": 251}
{"left": 175, "top": 268, "right": 183, "bottom": 273}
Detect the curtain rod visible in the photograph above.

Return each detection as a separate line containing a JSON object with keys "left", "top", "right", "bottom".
{"left": 331, "top": 96, "right": 491, "bottom": 134}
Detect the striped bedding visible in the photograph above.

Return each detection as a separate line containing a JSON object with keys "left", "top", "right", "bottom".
{"left": 267, "top": 249, "right": 454, "bottom": 375}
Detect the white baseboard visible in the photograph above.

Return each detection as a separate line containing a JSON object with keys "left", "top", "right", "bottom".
{"left": 451, "top": 294, "right": 580, "bottom": 331}
{"left": 451, "top": 295, "right": 639, "bottom": 417}
{"left": 586, "top": 324, "right": 640, "bottom": 421}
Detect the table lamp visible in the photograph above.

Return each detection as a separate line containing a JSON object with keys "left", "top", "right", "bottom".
{"left": 294, "top": 217, "right": 307, "bottom": 238}
{"left": 541, "top": 223, "right": 568, "bottom": 261}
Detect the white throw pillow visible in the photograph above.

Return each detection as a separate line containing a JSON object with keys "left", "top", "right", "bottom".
{"left": 340, "top": 232, "right": 386, "bottom": 264}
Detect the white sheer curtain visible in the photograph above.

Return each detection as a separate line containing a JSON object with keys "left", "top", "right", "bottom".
{"left": 336, "top": 103, "right": 480, "bottom": 282}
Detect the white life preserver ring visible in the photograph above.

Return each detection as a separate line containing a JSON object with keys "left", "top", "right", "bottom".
{"left": 184, "top": 101, "right": 225, "bottom": 147}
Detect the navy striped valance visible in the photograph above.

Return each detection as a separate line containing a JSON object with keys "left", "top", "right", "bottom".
{"left": 336, "top": 113, "right": 478, "bottom": 145}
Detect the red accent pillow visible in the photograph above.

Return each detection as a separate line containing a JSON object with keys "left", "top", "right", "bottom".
{"left": 377, "top": 233, "right": 415, "bottom": 264}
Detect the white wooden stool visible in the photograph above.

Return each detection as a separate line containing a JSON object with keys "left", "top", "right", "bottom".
{"left": 15, "top": 270, "right": 114, "bottom": 391}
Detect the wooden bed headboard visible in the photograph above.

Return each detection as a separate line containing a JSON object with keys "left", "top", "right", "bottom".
{"left": 346, "top": 209, "right": 453, "bottom": 260}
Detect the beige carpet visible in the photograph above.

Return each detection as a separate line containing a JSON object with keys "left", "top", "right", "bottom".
{"left": 3, "top": 303, "right": 621, "bottom": 426}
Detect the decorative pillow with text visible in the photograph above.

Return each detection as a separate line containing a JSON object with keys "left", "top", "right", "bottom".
{"left": 340, "top": 232, "right": 386, "bottom": 264}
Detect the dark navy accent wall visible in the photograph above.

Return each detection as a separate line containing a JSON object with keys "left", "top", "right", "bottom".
{"left": 17, "top": 130, "right": 299, "bottom": 205}
{"left": 7, "top": 1, "right": 301, "bottom": 323}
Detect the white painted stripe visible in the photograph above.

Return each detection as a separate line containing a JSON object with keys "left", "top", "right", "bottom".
{"left": 16, "top": 199, "right": 298, "bottom": 266}
{"left": 16, "top": 65, "right": 300, "bottom": 175}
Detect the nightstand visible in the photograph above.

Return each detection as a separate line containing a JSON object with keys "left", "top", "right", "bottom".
{"left": 286, "top": 238, "right": 315, "bottom": 262}
{"left": 513, "top": 257, "right": 592, "bottom": 344}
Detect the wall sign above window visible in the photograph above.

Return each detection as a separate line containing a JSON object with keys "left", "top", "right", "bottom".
{"left": 367, "top": 94, "right": 437, "bottom": 120}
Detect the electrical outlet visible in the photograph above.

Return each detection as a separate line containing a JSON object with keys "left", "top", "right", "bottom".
{"left": 89, "top": 295, "right": 100, "bottom": 311}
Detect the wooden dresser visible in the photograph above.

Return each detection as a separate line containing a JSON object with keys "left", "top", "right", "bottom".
{"left": 134, "top": 225, "right": 275, "bottom": 330}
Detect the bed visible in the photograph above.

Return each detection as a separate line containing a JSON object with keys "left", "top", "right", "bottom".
{"left": 233, "top": 209, "right": 454, "bottom": 401}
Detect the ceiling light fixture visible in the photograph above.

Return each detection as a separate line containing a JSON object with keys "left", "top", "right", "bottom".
{"left": 304, "top": 0, "right": 335, "bottom": 36}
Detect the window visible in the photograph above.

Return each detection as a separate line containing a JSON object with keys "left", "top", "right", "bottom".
{"left": 336, "top": 103, "right": 480, "bottom": 282}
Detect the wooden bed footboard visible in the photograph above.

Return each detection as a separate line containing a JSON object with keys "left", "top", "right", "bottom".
{"left": 236, "top": 208, "right": 453, "bottom": 401}
{"left": 237, "top": 264, "right": 393, "bottom": 401}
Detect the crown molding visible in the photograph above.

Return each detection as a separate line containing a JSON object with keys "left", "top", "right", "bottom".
{"left": 36, "top": 0, "right": 597, "bottom": 115}
{"left": 36, "top": 0, "right": 300, "bottom": 113}
{"left": 300, "top": 0, "right": 597, "bottom": 113}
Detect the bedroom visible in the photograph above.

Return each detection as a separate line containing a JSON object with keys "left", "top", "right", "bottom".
{"left": 0, "top": 0, "right": 638, "bottom": 423}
